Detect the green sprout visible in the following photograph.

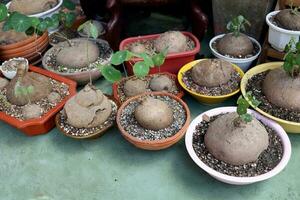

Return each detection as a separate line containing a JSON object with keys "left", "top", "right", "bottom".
{"left": 289, "top": 0, "right": 300, "bottom": 16}
{"left": 283, "top": 38, "right": 300, "bottom": 77}
{"left": 0, "top": 0, "right": 76, "bottom": 35}
{"left": 226, "top": 15, "right": 251, "bottom": 37}
{"left": 14, "top": 83, "right": 34, "bottom": 104}
{"left": 235, "top": 92, "right": 261, "bottom": 125}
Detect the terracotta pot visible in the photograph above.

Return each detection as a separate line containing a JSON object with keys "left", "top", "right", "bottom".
{"left": 119, "top": 31, "right": 200, "bottom": 75}
{"left": 0, "top": 32, "right": 49, "bottom": 63}
{"left": 116, "top": 92, "right": 191, "bottom": 150}
{"left": 55, "top": 96, "right": 119, "bottom": 139}
{"left": 0, "top": 66, "right": 77, "bottom": 136}
{"left": 112, "top": 72, "right": 184, "bottom": 105}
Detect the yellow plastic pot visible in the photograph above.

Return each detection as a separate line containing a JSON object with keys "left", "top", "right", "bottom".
{"left": 178, "top": 59, "right": 244, "bottom": 104}
{"left": 241, "top": 62, "right": 300, "bottom": 133}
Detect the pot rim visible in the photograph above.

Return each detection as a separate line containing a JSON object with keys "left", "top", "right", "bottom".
{"left": 185, "top": 106, "right": 291, "bottom": 184}
{"left": 178, "top": 59, "right": 244, "bottom": 99}
{"left": 266, "top": 10, "right": 300, "bottom": 34}
{"left": 6, "top": 0, "right": 63, "bottom": 18}
{"left": 209, "top": 34, "right": 261, "bottom": 63}
{"left": 241, "top": 62, "right": 300, "bottom": 127}
{"left": 116, "top": 91, "right": 191, "bottom": 145}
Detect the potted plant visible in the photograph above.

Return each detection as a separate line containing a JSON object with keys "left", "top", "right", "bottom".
{"left": 241, "top": 38, "right": 300, "bottom": 133}
{"left": 266, "top": 3, "right": 300, "bottom": 51}
{"left": 185, "top": 95, "right": 291, "bottom": 185}
{"left": 55, "top": 83, "right": 118, "bottom": 139}
{"left": 116, "top": 92, "right": 190, "bottom": 150}
{"left": 0, "top": 60, "right": 77, "bottom": 136}
{"left": 209, "top": 15, "right": 261, "bottom": 71}
{"left": 119, "top": 30, "right": 200, "bottom": 75}
{"left": 0, "top": 1, "right": 77, "bottom": 63}
{"left": 178, "top": 59, "right": 244, "bottom": 104}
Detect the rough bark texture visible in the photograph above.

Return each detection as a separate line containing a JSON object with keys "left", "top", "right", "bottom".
{"left": 204, "top": 112, "right": 269, "bottom": 165}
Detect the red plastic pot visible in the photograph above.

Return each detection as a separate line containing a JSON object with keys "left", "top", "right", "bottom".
{"left": 119, "top": 31, "right": 200, "bottom": 75}
{"left": 0, "top": 66, "right": 77, "bottom": 136}
{"left": 112, "top": 72, "right": 184, "bottom": 105}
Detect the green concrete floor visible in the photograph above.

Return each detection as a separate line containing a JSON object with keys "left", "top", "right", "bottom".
{"left": 1, "top": 78, "right": 300, "bottom": 200}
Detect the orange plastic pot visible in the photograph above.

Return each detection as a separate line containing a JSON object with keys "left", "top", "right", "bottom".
{"left": 119, "top": 31, "right": 200, "bottom": 75}
{"left": 0, "top": 66, "right": 77, "bottom": 136}
{"left": 112, "top": 72, "right": 184, "bottom": 105}
{"left": 0, "top": 32, "right": 49, "bottom": 63}
{"left": 116, "top": 92, "right": 191, "bottom": 150}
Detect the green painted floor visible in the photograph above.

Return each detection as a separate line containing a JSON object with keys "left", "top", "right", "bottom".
{"left": 1, "top": 78, "right": 300, "bottom": 200}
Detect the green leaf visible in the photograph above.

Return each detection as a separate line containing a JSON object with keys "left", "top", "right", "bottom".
{"left": 30, "top": 17, "right": 40, "bottom": 28}
{"left": 27, "top": 85, "right": 34, "bottom": 94}
{"left": 64, "top": 12, "right": 76, "bottom": 27}
{"left": 10, "top": 12, "right": 32, "bottom": 32}
{"left": 62, "top": 0, "right": 76, "bottom": 10}
{"left": 0, "top": 3, "right": 8, "bottom": 22}
{"left": 152, "top": 52, "right": 165, "bottom": 67}
{"left": 89, "top": 22, "right": 99, "bottom": 39}
{"left": 99, "top": 65, "right": 122, "bottom": 83}
{"left": 296, "top": 41, "right": 300, "bottom": 51}
{"left": 111, "top": 50, "right": 131, "bottom": 65}
{"left": 296, "top": 54, "right": 300, "bottom": 65}
{"left": 237, "top": 96, "right": 249, "bottom": 116}
{"left": 283, "top": 61, "right": 293, "bottom": 73}
{"left": 240, "top": 113, "right": 252, "bottom": 123}
{"left": 138, "top": 53, "right": 154, "bottom": 68}
{"left": 36, "top": 20, "right": 48, "bottom": 32}
{"left": 77, "top": 21, "right": 86, "bottom": 32}
{"left": 246, "top": 91, "right": 261, "bottom": 108}
{"left": 2, "top": 20, "right": 12, "bottom": 31}
{"left": 133, "top": 61, "right": 149, "bottom": 78}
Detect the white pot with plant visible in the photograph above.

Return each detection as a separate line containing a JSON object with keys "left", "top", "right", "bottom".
{"left": 266, "top": 4, "right": 300, "bottom": 52}
{"left": 185, "top": 94, "right": 291, "bottom": 185}
{"left": 209, "top": 15, "right": 261, "bottom": 71}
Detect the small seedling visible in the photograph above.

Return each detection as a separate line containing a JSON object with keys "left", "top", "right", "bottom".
{"left": 14, "top": 83, "right": 34, "bottom": 104}
{"left": 0, "top": 0, "right": 76, "bottom": 35}
{"left": 289, "top": 0, "right": 300, "bottom": 16}
{"left": 283, "top": 38, "right": 300, "bottom": 77}
{"left": 96, "top": 49, "right": 167, "bottom": 83}
{"left": 234, "top": 92, "right": 261, "bottom": 125}
{"left": 226, "top": 15, "right": 251, "bottom": 37}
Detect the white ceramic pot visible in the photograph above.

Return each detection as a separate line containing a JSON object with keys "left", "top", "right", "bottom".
{"left": 6, "top": 0, "right": 63, "bottom": 19}
{"left": 209, "top": 34, "right": 261, "bottom": 72}
{"left": 266, "top": 10, "right": 300, "bottom": 52}
{"left": 0, "top": 57, "right": 29, "bottom": 79}
{"left": 185, "top": 106, "right": 291, "bottom": 185}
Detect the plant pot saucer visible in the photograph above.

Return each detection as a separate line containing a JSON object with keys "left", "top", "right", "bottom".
{"left": 116, "top": 92, "right": 191, "bottom": 150}
{"left": 55, "top": 96, "right": 119, "bottom": 139}
{"left": 112, "top": 72, "right": 184, "bottom": 105}
{"left": 42, "top": 38, "right": 113, "bottom": 85}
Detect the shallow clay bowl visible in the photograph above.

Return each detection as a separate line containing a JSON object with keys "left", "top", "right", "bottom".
{"left": 185, "top": 106, "right": 291, "bottom": 185}
{"left": 241, "top": 62, "right": 300, "bottom": 133}
{"left": 42, "top": 38, "right": 112, "bottom": 85}
{"left": 116, "top": 92, "right": 191, "bottom": 150}
{"left": 55, "top": 96, "right": 119, "bottom": 139}
{"left": 112, "top": 72, "right": 185, "bottom": 105}
{"left": 178, "top": 59, "right": 244, "bottom": 104}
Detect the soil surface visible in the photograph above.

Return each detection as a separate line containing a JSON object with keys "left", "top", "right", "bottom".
{"left": 212, "top": 38, "right": 260, "bottom": 59}
{"left": 246, "top": 71, "right": 300, "bottom": 122}
{"left": 182, "top": 69, "right": 241, "bottom": 96}
{"left": 119, "top": 94, "right": 186, "bottom": 141}
{"left": 192, "top": 114, "right": 283, "bottom": 177}
{"left": 44, "top": 40, "right": 112, "bottom": 73}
